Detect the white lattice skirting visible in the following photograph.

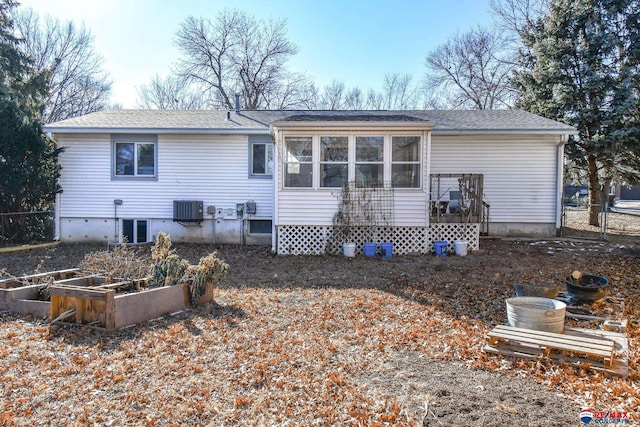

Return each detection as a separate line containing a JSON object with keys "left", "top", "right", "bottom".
{"left": 277, "top": 224, "right": 480, "bottom": 255}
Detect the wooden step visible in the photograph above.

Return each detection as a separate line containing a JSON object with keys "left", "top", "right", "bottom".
{"left": 487, "top": 325, "right": 615, "bottom": 366}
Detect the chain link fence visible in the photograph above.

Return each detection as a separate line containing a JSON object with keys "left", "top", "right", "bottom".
{"left": 562, "top": 198, "right": 640, "bottom": 242}
{"left": 0, "top": 211, "right": 54, "bottom": 247}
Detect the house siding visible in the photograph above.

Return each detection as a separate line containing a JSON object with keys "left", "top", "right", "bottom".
{"left": 274, "top": 130, "right": 431, "bottom": 228}
{"left": 430, "top": 134, "right": 561, "bottom": 231}
{"left": 274, "top": 134, "right": 561, "bottom": 233}
{"left": 56, "top": 133, "right": 273, "bottom": 243}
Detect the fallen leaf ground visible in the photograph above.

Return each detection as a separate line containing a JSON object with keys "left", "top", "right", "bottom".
{"left": 0, "top": 237, "right": 638, "bottom": 426}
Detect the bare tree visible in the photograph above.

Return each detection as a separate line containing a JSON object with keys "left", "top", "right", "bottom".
{"left": 320, "top": 80, "right": 346, "bottom": 109}
{"left": 137, "top": 74, "right": 209, "bottom": 109}
{"left": 364, "top": 73, "right": 421, "bottom": 110}
{"left": 489, "top": 0, "right": 549, "bottom": 37}
{"left": 381, "top": 73, "right": 420, "bottom": 109}
{"left": 13, "top": 8, "right": 111, "bottom": 122}
{"left": 175, "top": 9, "right": 304, "bottom": 110}
{"left": 343, "top": 87, "right": 366, "bottom": 110}
{"left": 424, "top": 27, "right": 515, "bottom": 110}
{"left": 266, "top": 72, "right": 315, "bottom": 110}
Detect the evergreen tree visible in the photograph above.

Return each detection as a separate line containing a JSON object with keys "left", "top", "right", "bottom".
{"left": 513, "top": 0, "right": 640, "bottom": 225}
{"left": 0, "top": 0, "right": 61, "bottom": 239}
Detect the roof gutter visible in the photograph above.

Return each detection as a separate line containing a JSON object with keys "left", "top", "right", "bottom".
{"left": 41, "top": 127, "right": 271, "bottom": 135}
{"left": 432, "top": 129, "right": 579, "bottom": 136}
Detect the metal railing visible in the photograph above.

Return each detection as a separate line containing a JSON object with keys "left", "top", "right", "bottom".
{"left": 0, "top": 211, "right": 54, "bottom": 246}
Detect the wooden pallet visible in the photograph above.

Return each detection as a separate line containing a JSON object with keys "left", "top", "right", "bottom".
{"left": 484, "top": 325, "right": 628, "bottom": 376}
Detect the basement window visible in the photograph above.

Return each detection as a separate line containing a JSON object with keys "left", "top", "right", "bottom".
{"left": 122, "top": 219, "right": 148, "bottom": 243}
{"left": 249, "top": 220, "right": 272, "bottom": 234}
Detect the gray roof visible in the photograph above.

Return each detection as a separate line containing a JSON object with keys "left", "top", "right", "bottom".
{"left": 43, "top": 109, "right": 577, "bottom": 135}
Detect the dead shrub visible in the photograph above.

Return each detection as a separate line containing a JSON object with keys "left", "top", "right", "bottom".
{"left": 78, "top": 240, "right": 150, "bottom": 282}
{"left": 183, "top": 252, "right": 229, "bottom": 305}
{"left": 147, "top": 233, "right": 189, "bottom": 288}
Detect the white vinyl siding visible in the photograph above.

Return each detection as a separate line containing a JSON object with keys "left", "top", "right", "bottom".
{"left": 276, "top": 132, "right": 561, "bottom": 227}
{"left": 430, "top": 135, "right": 560, "bottom": 223}
{"left": 57, "top": 133, "right": 273, "bottom": 220}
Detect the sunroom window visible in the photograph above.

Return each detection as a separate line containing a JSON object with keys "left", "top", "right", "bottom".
{"left": 355, "top": 136, "right": 384, "bottom": 187}
{"left": 320, "top": 136, "right": 348, "bottom": 188}
{"left": 391, "top": 136, "right": 421, "bottom": 188}
{"left": 284, "top": 137, "right": 313, "bottom": 188}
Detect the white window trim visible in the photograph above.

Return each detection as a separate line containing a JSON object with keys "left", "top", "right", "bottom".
{"left": 250, "top": 142, "right": 274, "bottom": 178}
{"left": 121, "top": 218, "right": 149, "bottom": 244}
{"left": 390, "top": 136, "right": 422, "bottom": 188}
{"left": 111, "top": 134, "right": 158, "bottom": 180}
{"left": 320, "top": 136, "right": 349, "bottom": 188}
{"left": 281, "top": 132, "right": 423, "bottom": 190}
{"left": 283, "top": 136, "right": 314, "bottom": 188}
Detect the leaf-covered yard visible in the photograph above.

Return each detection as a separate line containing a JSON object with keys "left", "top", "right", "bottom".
{"left": 0, "top": 238, "right": 638, "bottom": 426}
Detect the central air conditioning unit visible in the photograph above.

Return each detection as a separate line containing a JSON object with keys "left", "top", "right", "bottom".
{"left": 173, "top": 200, "right": 203, "bottom": 223}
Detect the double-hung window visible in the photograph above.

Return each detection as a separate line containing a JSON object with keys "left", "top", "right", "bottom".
{"left": 113, "top": 135, "right": 157, "bottom": 178}
{"left": 355, "top": 136, "right": 384, "bottom": 187}
{"left": 250, "top": 141, "right": 274, "bottom": 177}
{"left": 391, "top": 136, "right": 421, "bottom": 188}
{"left": 284, "top": 137, "right": 313, "bottom": 187}
{"left": 320, "top": 136, "right": 348, "bottom": 188}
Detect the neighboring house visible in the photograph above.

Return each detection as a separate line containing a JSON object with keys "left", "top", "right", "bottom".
{"left": 615, "top": 184, "right": 640, "bottom": 202}
{"left": 43, "top": 106, "right": 576, "bottom": 255}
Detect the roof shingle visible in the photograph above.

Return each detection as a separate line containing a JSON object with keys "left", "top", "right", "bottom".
{"left": 43, "top": 109, "right": 576, "bottom": 134}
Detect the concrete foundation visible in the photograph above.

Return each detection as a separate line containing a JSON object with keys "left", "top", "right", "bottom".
{"left": 59, "top": 217, "right": 271, "bottom": 245}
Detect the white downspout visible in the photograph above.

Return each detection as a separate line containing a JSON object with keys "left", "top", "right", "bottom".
{"left": 555, "top": 135, "right": 568, "bottom": 235}
{"left": 270, "top": 126, "right": 279, "bottom": 254}
{"left": 47, "top": 132, "right": 61, "bottom": 241}
{"left": 425, "top": 130, "right": 432, "bottom": 250}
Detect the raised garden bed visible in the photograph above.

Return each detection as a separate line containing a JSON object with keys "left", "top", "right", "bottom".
{"left": 0, "top": 269, "right": 80, "bottom": 318}
{"left": 50, "top": 276, "right": 214, "bottom": 330}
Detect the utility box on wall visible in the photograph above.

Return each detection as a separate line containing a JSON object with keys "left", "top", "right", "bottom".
{"left": 245, "top": 201, "right": 257, "bottom": 215}
{"left": 223, "top": 208, "right": 237, "bottom": 220}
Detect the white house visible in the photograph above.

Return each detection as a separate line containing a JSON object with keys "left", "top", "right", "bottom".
{"left": 43, "top": 107, "right": 576, "bottom": 255}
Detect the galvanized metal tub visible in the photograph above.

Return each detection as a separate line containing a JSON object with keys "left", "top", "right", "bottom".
{"left": 513, "top": 283, "right": 562, "bottom": 299}
{"left": 506, "top": 297, "right": 566, "bottom": 333}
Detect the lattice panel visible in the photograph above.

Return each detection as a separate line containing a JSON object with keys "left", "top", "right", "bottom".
{"left": 277, "top": 225, "right": 331, "bottom": 255}
{"left": 277, "top": 224, "right": 479, "bottom": 255}
{"left": 277, "top": 226, "right": 427, "bottom": 255}
{"left": 427, "top": 223, "right": 480, "bottom": 253}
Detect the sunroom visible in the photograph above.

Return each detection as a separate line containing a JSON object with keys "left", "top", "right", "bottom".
{"left": 270, "top": 114, "right": 480, "bottom": 255}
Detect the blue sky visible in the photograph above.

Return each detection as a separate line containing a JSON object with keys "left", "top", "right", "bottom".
{"left": 18, "top": 0, "right": 495, "bottom": 108}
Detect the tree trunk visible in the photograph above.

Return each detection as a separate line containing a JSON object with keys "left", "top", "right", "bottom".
{"left": 587, "top": 155, "right": 600, "bottom": 226}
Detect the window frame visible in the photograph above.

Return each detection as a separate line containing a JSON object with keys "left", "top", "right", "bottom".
{"left": 249, "top": 135, "right": 274, "bottom": 179}
{"left": 320, "top": 136, "right": 349, "bottom": 188}
{"left": 121, "top": 219, "right": 149, "bottom": 244}
{"left": 111, "top": 134, "right": 158, "bottom": 180}
{"left": 390, "top": 135, "right": 422, "bottom": 188}
{"left": 281, "top": 133, "right": 423, "bottom": 190}
{"left": 355, "top": 135, "right": 385, "bottom": 188}
{"left": 283, "top": 136, "right": 314, "bottom": 188}
{"left": 250, "top": 142, "right": 274, "bottom": 177}
{"left": 249, "top": 219, "right": 273, "bottom": 234}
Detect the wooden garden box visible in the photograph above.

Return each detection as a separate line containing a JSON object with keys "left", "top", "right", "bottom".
{"left": 50, "top": 277, "right": 214, "bottom": 330}
{"left": 0, "top": 269, "right": 79, "bottom": 317}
